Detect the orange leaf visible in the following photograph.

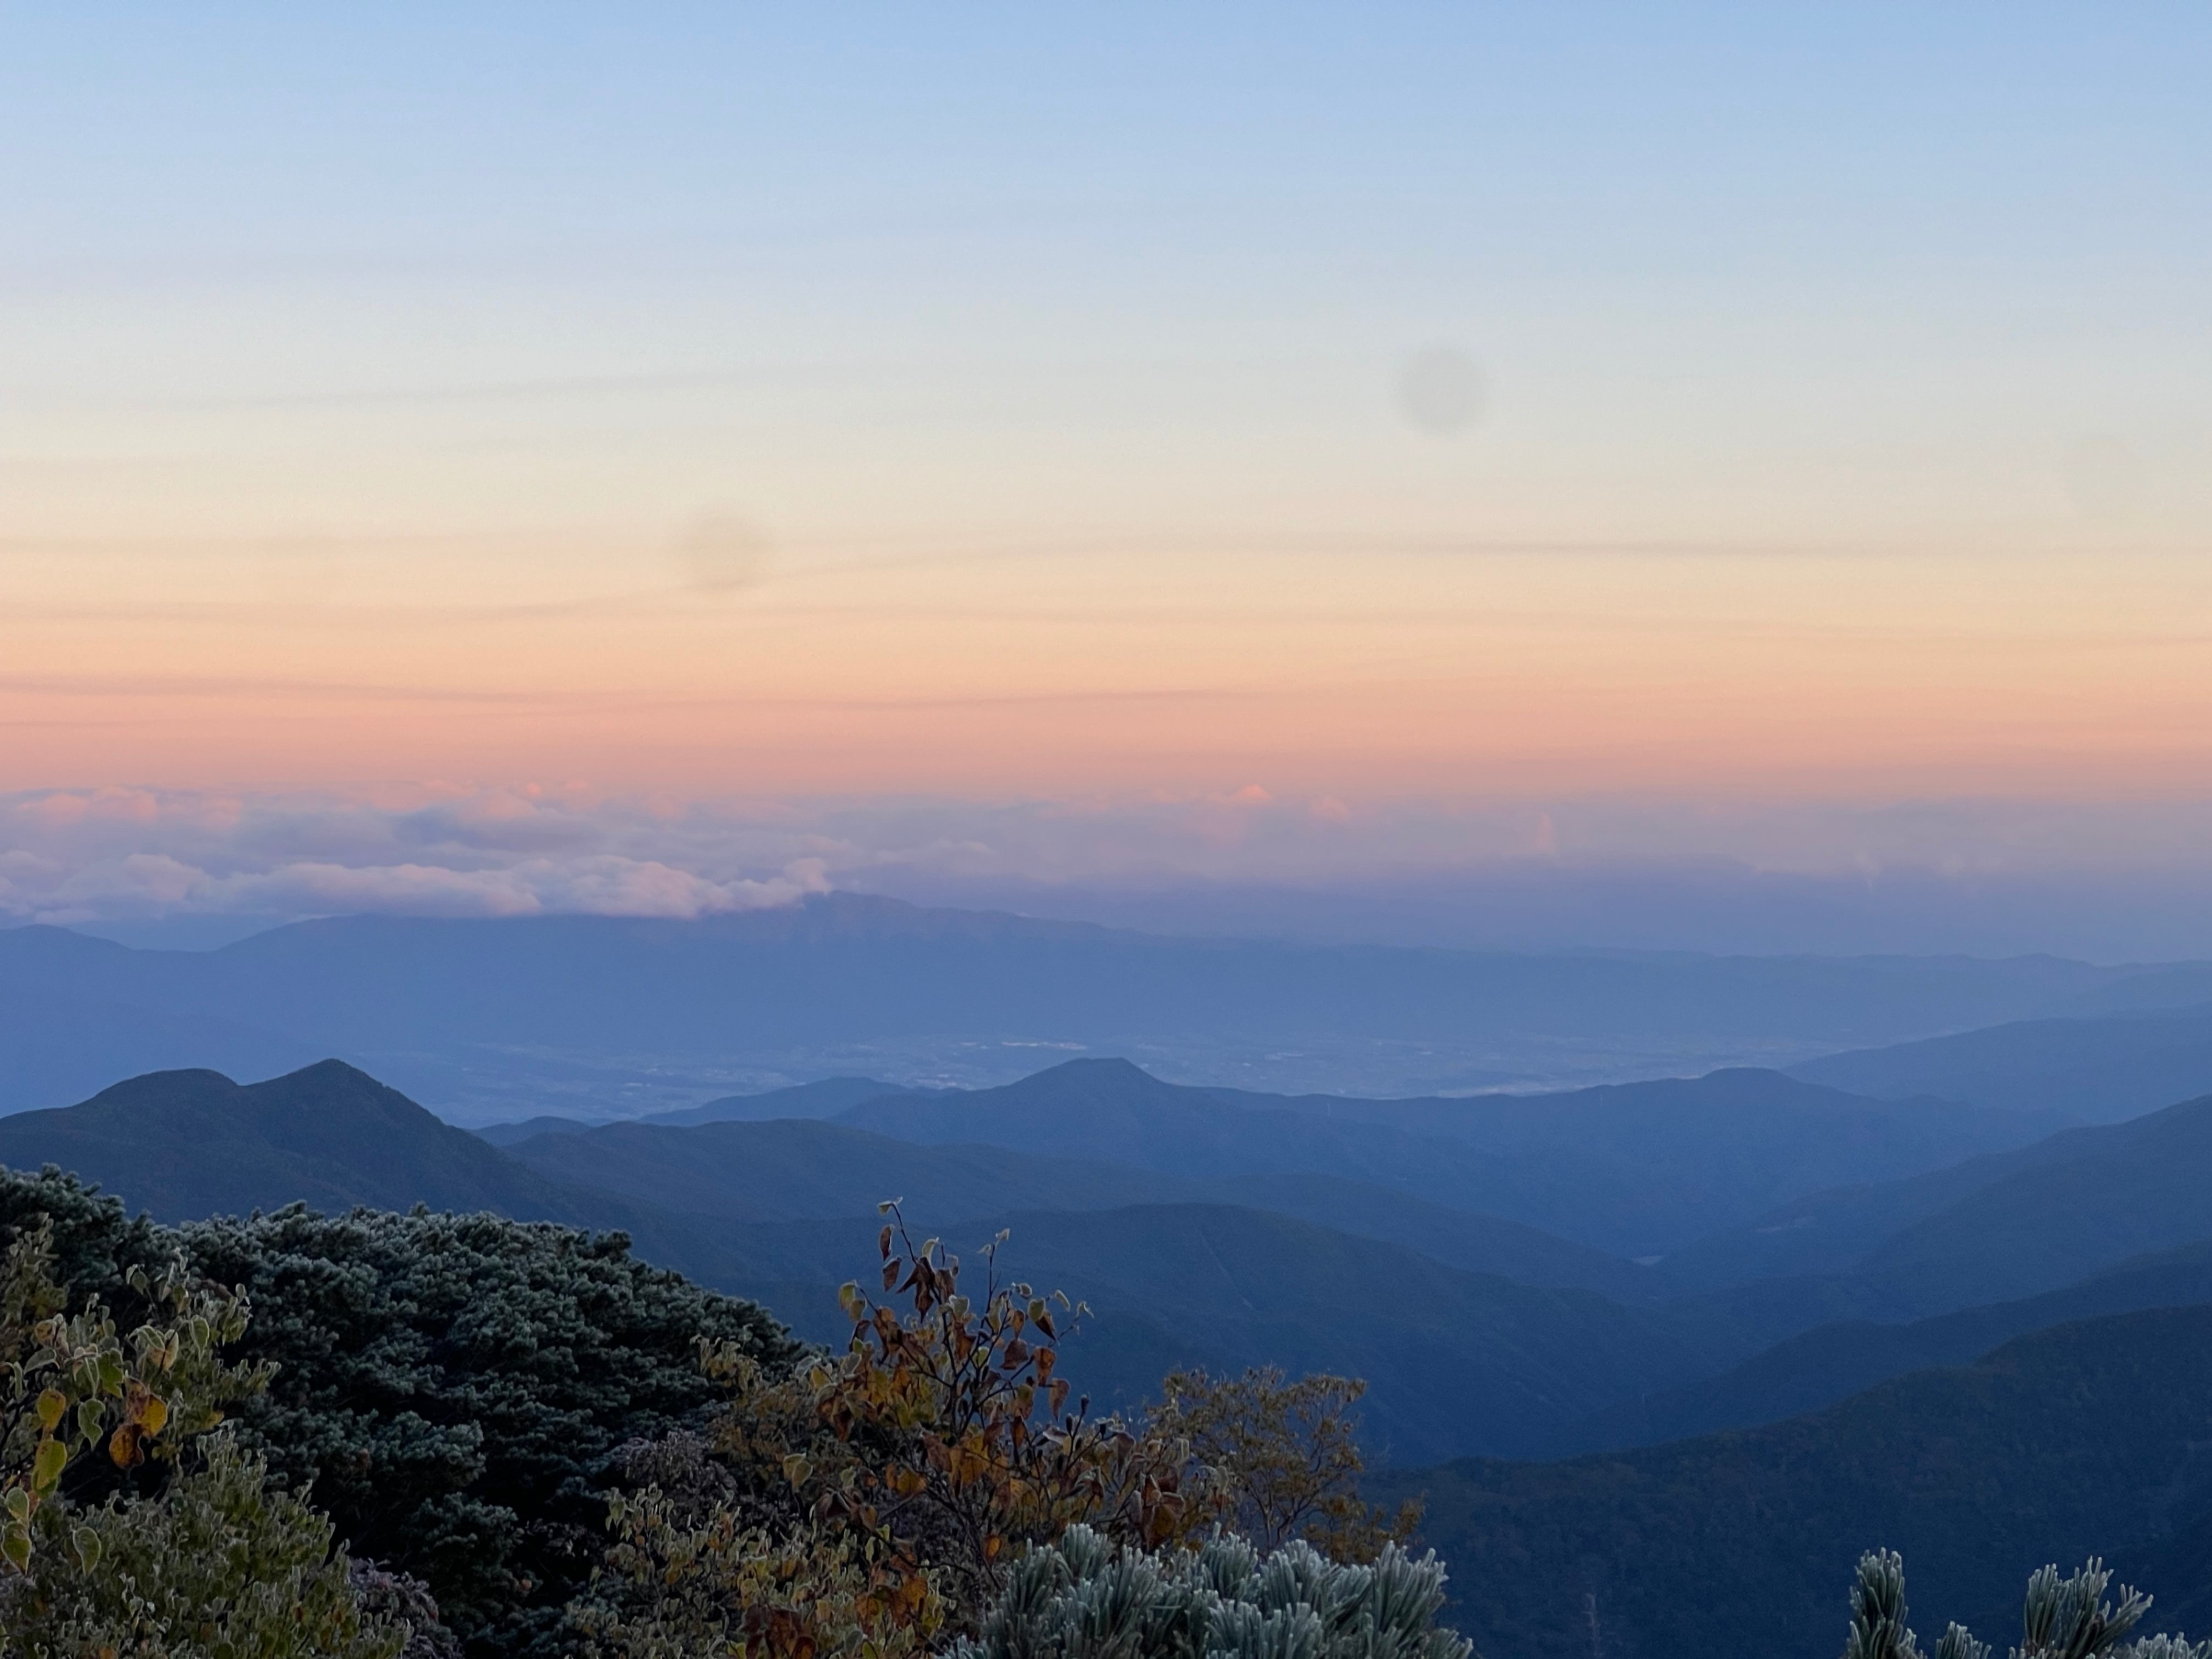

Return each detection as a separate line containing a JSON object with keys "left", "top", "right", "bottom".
{"left": 108, "top": 1422, "right": 144, "bottom": 1469}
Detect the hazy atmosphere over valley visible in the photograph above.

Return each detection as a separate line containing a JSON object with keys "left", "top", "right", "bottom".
{"left": 6, "top": 10, "right": 2212, "bottom": 1659}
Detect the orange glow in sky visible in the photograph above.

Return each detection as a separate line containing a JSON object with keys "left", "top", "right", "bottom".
{"left": 6, "top": 10, "right": 2211, "bottom": 822}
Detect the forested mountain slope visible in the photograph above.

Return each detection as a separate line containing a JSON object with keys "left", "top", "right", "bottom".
{"left": 1574, "top": 1237, "right": 2212, "bottom": 1449}
{"left": 1382, "top": 1305, "right": 2212, "bottom": 1659}
{"left": 0, "top": 1059, "right": 758, "bottom": 1289}
{"left": 1665, "top": 1089, "right": 2212, "bottom": 1331}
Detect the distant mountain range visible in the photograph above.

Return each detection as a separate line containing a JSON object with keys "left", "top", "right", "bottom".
{"left": 1657, "top": 1086, "right": 2212, "bottom": 1344}
{"left": 14, "top": 1038, "right": 2212, "bottom": 1647}
{"left": 497, "top": 1110, "right": 1654, "bottom": 1302}
{"left": 471, "top": 1078, "right": 924, "bottom": 1144}
{"left": 19, "top": 1046, "right": 2212, "bottom": 1468}
{"left": 0, "top": 1058, "right": 1728, "bottom": 1461}
{"left": 9, "top": 900, "right": 2212, "bottom": 1117}
{"left": 1792, "top": 1000, "right": 2212, "bottom": 1121}
{"left": 831, "top": 1058, "right": 2048, "bottom": 1256}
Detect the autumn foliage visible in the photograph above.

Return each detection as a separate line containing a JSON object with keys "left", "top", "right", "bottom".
{"left": 1152, "top": 1367, "right": 1421, "bottom": 1561}
{"left": 578, "top": 1205, "right": 1428, "bottom": 1659}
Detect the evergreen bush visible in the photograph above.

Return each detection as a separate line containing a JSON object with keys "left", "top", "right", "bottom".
{"left": 955, "top": 1523, "right": 1473, "bottom": 1659}
{"left": 1845, "top": 1548, "right": 2212, "bottom": 1659}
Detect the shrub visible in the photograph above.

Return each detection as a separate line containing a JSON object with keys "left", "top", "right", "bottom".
{"left": 177, "top": 1203, "right": 796, "bottom": 1658}
{"left": 2, "top": 1209, "right": 268, "bottom": 1573}
{"left": 3, "top": 1435, "right": 410, "bottom": 1659}
{"left": 682, "top": 1207, "right": 1194, "bottom": 1635}
{"left": 350, "top": 1561, "right": 464, "bottom": 1659}
{"left": 2, "top": 1172, "right": 428, "bottom": 1659}
{"left": 1845, "top": 1548, "right": 2211, "bottom": 1659}
{"left": 1, "top": 1169, "right": 801, "bottom": 1659}
{"left": 0, "top": 1169, "right": 171, "bottom": 1312}
{"left": 954, "top": 1523, "right": 1473, "bottom": 1659}
{"left": 571, "top": 1466, "right": 947, "bottom": 1659}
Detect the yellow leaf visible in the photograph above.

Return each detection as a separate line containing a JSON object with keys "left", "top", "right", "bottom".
{"left": 33, "top": 1436, "right": 69, "bottom": 1492}
{"left": 35, "top": 1389, "right": 66, "bottom": 1432}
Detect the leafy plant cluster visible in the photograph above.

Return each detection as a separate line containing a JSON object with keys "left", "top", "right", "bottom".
{"left": 5, "top": 1438, "right": 408, "bottom": 1659}
{"left": 572, "top": 1206, "right": 1421, "bottom": 1659}
{"left": 1845, "top": 1549, "right": 2211, "bottom": 1659}
{"left": 2, "top": 1213, "right": 261, "bottom": 1571}
{"left": 955, "top": 1523, "right": 1470, "bottom": 1659}
{"left": 0, "top": 1180, "right": 419, "bottom": 1658}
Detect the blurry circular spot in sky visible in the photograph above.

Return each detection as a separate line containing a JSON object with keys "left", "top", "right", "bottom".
{"left": 674, "top": 510, "right": 772, "bottom": 592}
{"left": 1395, "top": 347, "right": 1484, "bottom": 435}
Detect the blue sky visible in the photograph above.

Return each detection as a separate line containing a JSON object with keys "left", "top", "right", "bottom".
{"left": 5, "top": 6, "right": 2212, "bottom": 952}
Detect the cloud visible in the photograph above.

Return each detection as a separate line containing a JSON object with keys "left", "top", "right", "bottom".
{"left": 0, "top": 789, "right": 843, "bottom": 926}
{"left": 15, "top": 854, "right": 832, "bottom": 926}
{"left": 4, "top": 783, "right": 2212, "bottom": 958}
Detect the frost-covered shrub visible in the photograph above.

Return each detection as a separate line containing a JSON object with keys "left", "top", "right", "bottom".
{"left": 1845, "top": 1548, "right": 2212, "bottom": 1659}
{"left": 955, "top": 1523, "right": 1473, "bottom": 1659}
{"left": 2, "top": 1435, "right": 409, "bottom": 1659}
{"left": 349, "top": 1560, "right": 462, "bottom": 1659}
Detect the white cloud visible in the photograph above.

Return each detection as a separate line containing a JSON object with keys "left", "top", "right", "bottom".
{"left": 4, "top": 783, "right": 2212, "bottom": 958}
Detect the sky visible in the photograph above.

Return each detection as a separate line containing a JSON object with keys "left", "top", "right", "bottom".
{"left": 5, "top": 7, "right": 2212, "bottom": 954}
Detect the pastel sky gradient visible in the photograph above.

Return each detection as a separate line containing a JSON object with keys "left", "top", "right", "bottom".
{"left": 5, "top": 7, "right": 2212, "bottom": 943}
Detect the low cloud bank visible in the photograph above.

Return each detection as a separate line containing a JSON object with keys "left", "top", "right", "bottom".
{"left": 4, "top": 784, "right": 2212, "bottom": 959}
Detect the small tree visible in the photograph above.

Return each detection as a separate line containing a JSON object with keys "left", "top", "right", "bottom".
{"left": 1150, "top": 1367, "right": 1420, "bottom": 1561}
{"left": 711, "top": 1205, "right": 1192, "bottom": 1626}
{"left": 583, "top": 1210, "right": 1439, "bottom": 1657}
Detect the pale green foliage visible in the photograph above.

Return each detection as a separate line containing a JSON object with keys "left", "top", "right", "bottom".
{"left": 2015, "top": 1559, "right": 2155, "bottom": 1659}
{"left": 1845, "top": 1551, "right": 2211, "bottom": 1659}
{"left": 1846, "top": 1550, "right": 1923, "bottom": 1659}
{"left": 1, "top": 1435, "right": 408, "bottom": 1659}
{"left": 954, "top": 1523, "right": 1473, "bottom": 1659}
{"left": 1, "top": 1217, "right": 268, "bottom": 1572}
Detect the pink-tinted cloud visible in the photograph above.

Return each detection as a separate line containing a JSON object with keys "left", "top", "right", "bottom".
{"left": 5, "top": 784, "right": 2212, "bottom": 958}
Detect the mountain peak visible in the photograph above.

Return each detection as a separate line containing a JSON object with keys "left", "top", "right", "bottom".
{"left": 1031, "top": 1056, "right": 1155, "bottom": 1081}
{"left": 0, "top": 1061, "right": 560, "bottom": 1224}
